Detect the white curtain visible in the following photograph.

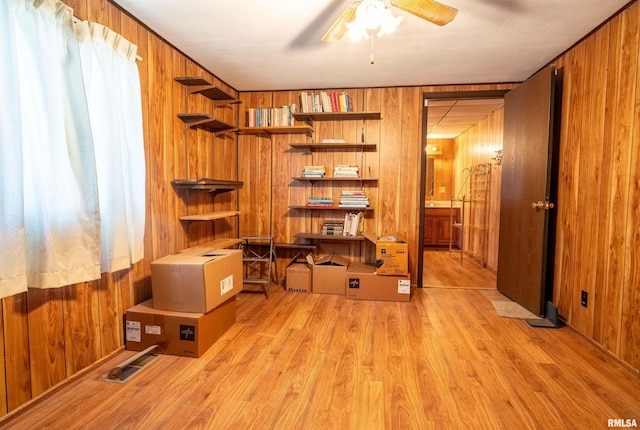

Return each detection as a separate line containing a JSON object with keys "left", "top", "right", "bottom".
{"left": 1, "top": 0, "right": 101, "bottom": 295}
{"left": 76, "top": 22, "right": 146, "bottom": 273}
{"left": 0, "top": 0, "right": 145, "bottom": 299}
{"left": 0, "top": 0, "right": 27, "bottom": 298}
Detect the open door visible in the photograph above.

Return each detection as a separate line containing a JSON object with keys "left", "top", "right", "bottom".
{"left": 497, "top": 66, "right": 558, "bottom": 315}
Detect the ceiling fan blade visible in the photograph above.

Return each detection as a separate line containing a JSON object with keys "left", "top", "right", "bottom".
{"left": 322, "top": 2, "right": 360, "bottom": 42}
{"left": 391, "top": 0, "right": 458, "bottom": 26}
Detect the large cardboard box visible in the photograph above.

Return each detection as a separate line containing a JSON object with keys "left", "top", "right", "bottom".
{"left": 286, "top": 261, "right": 311, "bottom": 293}
{"left": 345, "top": 263, "right": 411, "bottom": 301}
{"left": 370, "top": 235, "right": 409, "bottom": 276}
{"left": 151, "top": 248, "right": 242, "bottom": 313}
{"left": 125, "top": 297, "right": 235, "bottom": 358}
{"left": 312, "top": 254, "right": 349, "bottom": 295}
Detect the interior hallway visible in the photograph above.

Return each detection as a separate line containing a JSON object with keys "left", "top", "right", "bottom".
{"left": 423, "top": 249, "right": 496, "bottom": 289}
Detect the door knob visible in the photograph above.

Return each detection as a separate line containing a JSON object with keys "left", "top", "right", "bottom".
{"left": 531, "top": 201, "right": 555, "bottom": 210}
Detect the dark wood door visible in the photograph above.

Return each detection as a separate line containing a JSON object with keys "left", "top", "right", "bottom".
{"left": 497, "top": 66, "right": 557, "bottom": 315}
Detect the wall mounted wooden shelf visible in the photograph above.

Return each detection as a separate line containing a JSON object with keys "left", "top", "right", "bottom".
{"left": 288, "top": 111, "right": 380, "bottom": 243}
{"left": 292, "top": 111, "right": 381, "bottom": 121}
{"left": 192, "top": 237, "right": 243, "bottom": 249}
{"left": 174, "top": 76, "right": 241, "bottom": 247}
{"left": 180, "top": 210, "right": 240, "bottom": 222}
{"left": 289, "top": 205, "right": 373, "bottom": 211}
{"left": 174, "top": 76, "right": 240, "bottom": 105}
{"left": 172, "top": 178, "right": 244, "bottom": 192}
{"left": 239, "top": 125, "right": 313, "bottom": 135}
{"left": 295, "top": 233, "right": 365, "bottom": 241}
{"left": 177, "top": 113, "right": 237, "bottom": 133}
{"left": 292, "top": 177, "right": 377, "bottom": 182}
{"left": 290, "top": 142, "right": 377, "bottom": 149}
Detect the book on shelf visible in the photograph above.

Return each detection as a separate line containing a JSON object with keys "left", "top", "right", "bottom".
{"left": 322, "top": 219, "right": 344, "bottom": 235}
{"left": 302, "top": 165, "right": 326, "bottom": 177}
{"left": 247, "top": 104, "right": 296, "bottom": 127}
{"left": 299, "top": 90, "right": 353, "bottom": 113}
{"left": 333, "top": 165, "right": 359, "bottom": 177}
{"left": 338, "top": 203, "right": 369, "bottom": 208}
{"left": 343, "top": 212, "right": 364, "bottom": 236}
{"left": 306, "top": 203, "right": 333, "bottom": 207}
{"left": 307, "top": 197, "right": 333, "bottom": 207}
{"left": 322, "top": 138, "right": 345, "bottom": 144}
{"left": 339, "top": 190, "right": 369, "bottom": 207}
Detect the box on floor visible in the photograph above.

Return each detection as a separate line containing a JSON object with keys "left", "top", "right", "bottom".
{"left": 346, "top": 262, "right": 411, "bottom": 301}
{"left": 286, "top": 260, "right": 311, "bottom": 293}
{"left": 311, "top": 253, "right": 349, "bottom": 295}
{"left": 150, "top": 248, "right": 242, "bottom": 313}
{"left": 367, "top": 234, "right": 409, "bottom": 276}
{"left": 125, "top": 296, "right": 236, "bottom": 358}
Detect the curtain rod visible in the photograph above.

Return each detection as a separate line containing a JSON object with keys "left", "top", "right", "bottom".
{"left": 72, "top": 16, "right": 143, "bottom": 62}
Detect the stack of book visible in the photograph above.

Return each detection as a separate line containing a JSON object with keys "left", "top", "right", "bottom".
{"left": 306, "top": 197, "right": 333, "bottom": 207}
{"left": 339, "top": 190, "right": 369, "bottom": 208}
{"left": 299, "top": 91, "right": 353, "bottom": 113}
{"left": 322, "top": 220, "right": 344, "bottom": 236}
{"left": 343, "top": 212, "right": 364, "bottom": 237}
{"left": 247, "top": 105, "right": 296, "bottom": 127}
{"left": 301, "top": 166, "right": 326, "bottom": 178}
{"left": 333, "top": 165, "right": 359, "bottom": 178}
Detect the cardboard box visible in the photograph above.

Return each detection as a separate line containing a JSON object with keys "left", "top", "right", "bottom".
{"left": 125, "top": 297, "right": 235, "bottom": 358}
{"left": 345, "top": 263, "right": 411, "bottom": 301}
{"left": 371, "top": 235, "right": 409, "bottom": 276}
{"left": 312, "top": 254, "right": 349, "bottom": 295}
{"left": 286, "top": 261, "right": 311, "bottom": 293}
{"left": 151, "top": 248, "right": 242, "bottom": 313}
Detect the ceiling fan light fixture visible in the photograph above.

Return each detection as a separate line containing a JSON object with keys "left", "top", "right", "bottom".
{"left": 377, "top": 9, "right": 403, "bottom": 37}
{"left": 347, "top": 0, "right": 402, "bottom": 41}
{"left": 346, "top": 20, "right": 370, "bottom": 41}
{"left": 358, "top": 0, "right": 386, "bottom": 29}
{"left": 323, "top": 0, "right": 457, "bottom": 43}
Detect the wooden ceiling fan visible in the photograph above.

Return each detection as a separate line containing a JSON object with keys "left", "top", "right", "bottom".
{"left": 322, "top": 0, "right": 458, "bottom": 42}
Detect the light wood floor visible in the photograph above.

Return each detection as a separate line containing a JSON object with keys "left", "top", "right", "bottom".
{"left": 423, "top": 249, "right": 496, "bottom": 289}
{"left": 3, "top": 282, "right": 639, "bottom": 429}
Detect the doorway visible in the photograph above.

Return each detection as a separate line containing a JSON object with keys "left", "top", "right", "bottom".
{"left": 418, "top": 90, "right": 508, "bottom": 290}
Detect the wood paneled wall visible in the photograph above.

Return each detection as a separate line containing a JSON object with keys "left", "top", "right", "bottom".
{"left": 550, "top": 1, "right": 640, "bottom": 371}
{"left": 454, "top": 108, "right": 505, "bottom": 272}
{"left": 0, "top": 0, "right": 240, "bottom": 416}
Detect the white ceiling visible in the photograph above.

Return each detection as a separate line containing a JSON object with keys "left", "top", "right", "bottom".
{"left": 427, "top": 98, "right": 504, "bottom": 138}
{"left": 113, "top": 0, "right": 629, "bottom": 92}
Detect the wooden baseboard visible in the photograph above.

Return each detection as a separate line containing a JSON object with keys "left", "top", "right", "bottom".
{"left": 0, "top": 346, "right": 126, "bottom": 425}
{"left": 561, "top": 319, "right": 640, "bottom": 375}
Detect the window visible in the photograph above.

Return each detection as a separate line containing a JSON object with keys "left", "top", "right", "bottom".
{"left": 0, "top": 0, "right": 145, "bottom": 299}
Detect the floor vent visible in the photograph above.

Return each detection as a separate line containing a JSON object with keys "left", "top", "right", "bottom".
{"left": 104, "top": 345, "right": 160, "bottom": 383}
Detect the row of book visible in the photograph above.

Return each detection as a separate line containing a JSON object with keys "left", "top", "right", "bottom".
{"left": 321, "top": 220, "right": 344, "bottom": 236}
{"left": 307, "top": 196, "right": 333, "bottom": 207}
{"left": 300, "top": 91, "right": 354, "bottom": 113}
{"left": 343, "top": 212, "right": 364, "bottom": 236}
{"left": 321, "top": 212, "right": 364, "bottom": 236}
{"left": 339, "top": 190, "right": 369, "bottom": 208}
{"left": 333, "top": 165, "right": 358, "bottom": 178}
{"left": 247, "top": 105, "right": 297, "bottom": 127}
{"left": 301, "top": 166, "right": 326, "bottom": 178}
{"left": 306, "top": 190, "right": 369, "bottom": 208}
{"left": 300, "top": 165, "right": 360, "bottom": 178}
